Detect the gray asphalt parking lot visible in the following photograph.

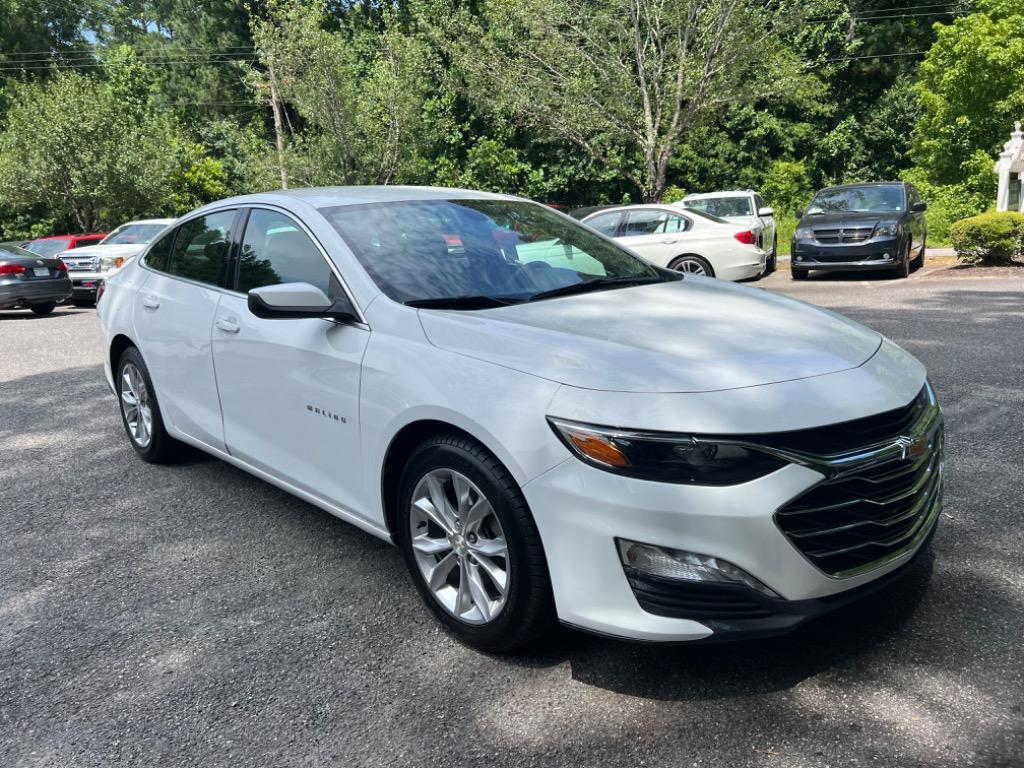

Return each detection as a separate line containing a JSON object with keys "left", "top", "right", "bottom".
{"left": 2, "top": 268, "right": 1022, "bottom": 767}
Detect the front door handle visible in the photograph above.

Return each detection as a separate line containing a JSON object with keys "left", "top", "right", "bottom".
{"left": 141, "top": 296, "right": 160, "bottom": 310}
{"left": 661, "top": 238, "right": 678, "bottom": 244}
{"left": 215, "top": 318, "right": 240, "bottom": 334}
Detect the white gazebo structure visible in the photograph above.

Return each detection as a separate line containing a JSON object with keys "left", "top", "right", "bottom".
{"left": 995, "top": 121, "right": 1024, "bottom": 212}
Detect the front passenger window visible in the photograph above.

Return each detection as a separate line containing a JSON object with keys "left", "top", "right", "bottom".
{"left": 238, "top": 209, "right": 333, "bottom": 296}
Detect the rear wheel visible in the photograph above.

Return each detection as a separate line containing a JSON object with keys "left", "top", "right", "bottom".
{"left": 116, "top": 347, "right": 184, "bottom": 463}
{"left": 397, "top": 434, "right": 556, "bottom": 652}
{"left": 669, "top": 254, "right": 715, "bottom": 277}
{"left": 764, "top": 235, "right": 778, "bottom": 275}
{"left": 29, "top": 302, "right": 56, "bottom": 316}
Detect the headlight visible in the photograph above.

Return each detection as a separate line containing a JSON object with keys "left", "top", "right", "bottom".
{"left": 873, "top": 220, "right": 900, "bottom": 237}
{"left": 794, "top": 226, "right": 814, "bottom": 241}
{"left": 100, "top": 255, "right": 125, "bottom": 272}
{"left": 547, "top": 418, "right": 788, "bottom": 485}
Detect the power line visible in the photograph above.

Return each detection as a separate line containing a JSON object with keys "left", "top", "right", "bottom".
{"left": 807, "top": 50, "right": 928, "bottom": 66}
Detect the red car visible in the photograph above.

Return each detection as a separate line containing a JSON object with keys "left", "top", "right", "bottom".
{"left": 24, "top": 233, "right": 107, "bottom": 258}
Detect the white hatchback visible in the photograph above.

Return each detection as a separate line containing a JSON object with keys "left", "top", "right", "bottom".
{"left": 581, "top": 203, "right": 766, "bottom": 280}
{"left": 98, "top": 186, "right": 943, "bottom": 652}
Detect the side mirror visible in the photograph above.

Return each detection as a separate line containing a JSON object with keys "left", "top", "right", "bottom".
{"left": 795, "top": 209, "right": 804, "bottom": 219}
{"left": 757, "top": 206, "right": 774, "bottom": 217}
{"left": 911, "top": 201, "right": 927, "bottom": 212}
{"left": 248, "top": 282, "right": 358, "bottom": 322}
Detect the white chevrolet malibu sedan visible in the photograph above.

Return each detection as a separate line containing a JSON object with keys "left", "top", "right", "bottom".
{"left": 97, "top": 187, "right": 943, "bottom": 652}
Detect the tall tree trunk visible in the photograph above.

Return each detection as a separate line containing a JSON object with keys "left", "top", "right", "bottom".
{"left": 268, "top": 64, "right": 289, "bottom": 190}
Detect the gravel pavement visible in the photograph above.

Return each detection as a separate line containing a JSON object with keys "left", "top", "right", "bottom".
{"left": 1, "top": 269, "right": 1022, "bottom": 767}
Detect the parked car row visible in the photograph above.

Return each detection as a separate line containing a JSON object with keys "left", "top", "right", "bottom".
{"left": 573, "top": 181, "right": 927, "bottom": 282}
{"left": 0, "top": 242, "right": 72, "bottom": 315}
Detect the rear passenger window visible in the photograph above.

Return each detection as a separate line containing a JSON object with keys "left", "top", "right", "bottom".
{"left": 144, "top": 230, "right": 175, "bottom": 272}
{"left": 237, "top": 209, "right": 333, "bottom": 295}
{"left": 165, "top": 211, "right": 236, "bottom": 287}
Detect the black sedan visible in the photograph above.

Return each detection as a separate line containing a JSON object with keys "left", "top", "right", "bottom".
{"left": 791, "top": 182, "right": 927, "bottom": 279}
{"left": 0, "top": 242, "right": 73, "bottom": 315}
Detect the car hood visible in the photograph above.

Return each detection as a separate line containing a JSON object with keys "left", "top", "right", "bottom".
{"left": 60, "top": 243, "right": 147, "bottom": 259}
{"left": 418, "top": 278, "right": 883, "bottom": 393}
{"left": 802, "top": 212, "right": 894, "bottom": 229}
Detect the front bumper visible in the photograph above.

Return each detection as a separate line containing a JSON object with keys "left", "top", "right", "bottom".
{"left": 0, "top": 276, "right": 72, "bottom": 309}
{"left": 66, "top": 270, "right": 113, "bottom": 298}
{"left": 524, "top": 379, "right": 942, "bottom": 644}
{"left": 791, "top": 236, "right": 902, "bottom": 270}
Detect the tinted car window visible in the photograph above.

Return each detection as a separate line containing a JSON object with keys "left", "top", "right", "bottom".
{"left": 807, "top": 186, "right": 905, "bottom": 214}
{"left": 237, "top": 209, "right": 333, "bottom": 295}
{"left": 144, "top": 229, "right": 176, "bottom": 272}
{"left": 623, "top": 210, "right": 687, "bottom": 236}
{"left": 585, "top": 212, "right": 621, "bottom": 236}
{"left": 165, "top": 211, "right": 235, "bottom": 287}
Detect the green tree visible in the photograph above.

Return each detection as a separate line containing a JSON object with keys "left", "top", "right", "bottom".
{"left": 912, "top": 0, "right": 1024, "bottom": 186}
{"left": 0, "top": 49, "right": 223, "bottom": 233}
{"left": 425, "top": 0, "right": 809, "bottom": 202}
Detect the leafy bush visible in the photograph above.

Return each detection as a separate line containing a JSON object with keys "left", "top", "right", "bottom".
{"left": 949, "top": 211, "right": 1024, "bottom": 265}
{"left": 761, "top": 160, "right": 812, "bottom": 216}
{"left": 901, "top": 163, "right": 995, "bottom": 246}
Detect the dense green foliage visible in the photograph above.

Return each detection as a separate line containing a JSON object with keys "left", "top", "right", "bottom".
{"left": 0, "top": 0, "right": 1018, "bottom": 241}
{"left": 949, "top": 211, "right": 1024, "bottom": 265}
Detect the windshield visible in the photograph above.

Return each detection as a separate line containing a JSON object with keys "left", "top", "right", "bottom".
{"left": 0, "top": 243, "right": 33, "bottom": 258}
{"left": 319, "top": 199, "right": 662, "bottom": 306}
{"left": 103, "top": 224, "right": 167, "bottom": 245}
{"left": 807, "top": 186, "right": 905, "bottom": 214}
{"left": 25, "top": 239, "right": 71, "bottom": 257}
{"left": 684, "top": 196, "right": 753, "bottom": 217}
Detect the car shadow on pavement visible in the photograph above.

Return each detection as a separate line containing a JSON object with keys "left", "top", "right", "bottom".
{"left": 0, "top": 307, "right": 89, "bottom": 320}
{"left": 499, "top": 549, "right": 937, "bottom": 699}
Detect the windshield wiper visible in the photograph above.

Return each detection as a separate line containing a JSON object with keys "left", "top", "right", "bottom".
{"left": 404, "top": 295, "right": 522, "bottom": 310}
{"left": 527, "top": 275, "right": 665, "bottom": 302}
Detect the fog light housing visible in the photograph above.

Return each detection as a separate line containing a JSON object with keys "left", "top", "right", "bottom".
{"left": 795, "top": 255, "right": 803, "bottom": 262}
{"left": 883, "top": 252, "right": 892, "bottom": 260}
{"left": 617, "top": 539, "right": 779, "bottom": 597}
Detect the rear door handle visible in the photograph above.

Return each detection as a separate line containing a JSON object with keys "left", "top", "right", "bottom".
{"left": 141, "top": 296, "right": 160, "bottom": 310}
{"left": 215, "top": 318, "right": 240, "bottom": 334}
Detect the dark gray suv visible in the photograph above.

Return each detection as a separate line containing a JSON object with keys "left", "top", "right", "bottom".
{"left": 791, "top": 182, "right": 927, "bottom": 280}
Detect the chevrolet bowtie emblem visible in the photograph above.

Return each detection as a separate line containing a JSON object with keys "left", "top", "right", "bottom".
{"left": 896, "top": 435, "right": 928, "bottom": 460}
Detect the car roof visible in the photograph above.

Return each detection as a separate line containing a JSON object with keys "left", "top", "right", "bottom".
{"left": 195, "top": 186, "right": 519, "bottom": 213}
{"left": 683, "top": 190, "right": 756, "bottom": 200}
{"left": 582, "top": 203, "right": 685, "bottom": 217}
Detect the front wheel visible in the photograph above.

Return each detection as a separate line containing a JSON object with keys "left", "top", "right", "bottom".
{"left": 764, "top": 235, "right": 778, "bottom": 275}
{"left": 30, "top": 302, "right": 56, "bottom": 316}
{"left": 668, "top": 254, "right": 715, "bottom": 277}
{"left": 791, "top": 267, "right": 808, "bottom": 280}
{"left": 397, "top": 434, "right": 556, "bottom": 652}
{"left": 71, "top": 298, "right": 94, "bottom": 308}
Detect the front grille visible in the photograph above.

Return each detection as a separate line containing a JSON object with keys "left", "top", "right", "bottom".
{"left": 775, "top": 402, "right": 943, "bottom": 578}
{"left": 62, "top": 255, "right": 98, "bottom": 271}
{"left": 813, "top": 226, "right": 874, "bottom": 244}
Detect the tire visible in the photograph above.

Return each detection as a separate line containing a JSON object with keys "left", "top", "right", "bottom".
{"left": 397, "top": 433, "right": 557, "bottom": 653}
{"left": 791, "top": 267, "right": 808, "bottom": 281}
{"left": 911, "top": 238, "right": 926, "bottom": 270}
{"left": 29, "top": 302, "right": 56, "bottom": 316}
{"left": 115, "top": 347, "right": 184, "bottom": 463}
{"left": 893, "top": 242, "right": 911, "bottom": 279}
{"left": 668, "top": 254, "right": 715, "bottom": 277}
{"left": 71, "top": 298, "right": 94, "bottom": 308}
{"left": 765, "top": 235, "right": 778, "bottom": 275}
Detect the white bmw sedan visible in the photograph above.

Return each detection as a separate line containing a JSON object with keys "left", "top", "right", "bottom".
{"left": 581, "top": 203, "right": 767, "bottom": 279}
{"left": 98, "top": 187, "right": 943, "bottom": 652}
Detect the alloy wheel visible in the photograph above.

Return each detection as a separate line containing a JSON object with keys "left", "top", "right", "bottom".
{"left": 409, "top": 468, "right": 510, "bottom": 625}
{"left": 120, "top": 362, "right": 153, "bottom": 448}
{"left": 673, "top": 257, "right": 707, "bottom": 275}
